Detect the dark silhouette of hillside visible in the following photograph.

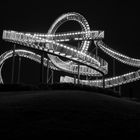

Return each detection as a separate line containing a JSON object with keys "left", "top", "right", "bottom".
{"left": 0, "top": 88, "right": 140, "bottom": 138}
{"left": 0, "top": 83, "right": 120, "bottom": 97}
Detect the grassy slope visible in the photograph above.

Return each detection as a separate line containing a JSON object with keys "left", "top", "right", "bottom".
{"left": 0, "top": 90, "right": 140, "bottom": 138}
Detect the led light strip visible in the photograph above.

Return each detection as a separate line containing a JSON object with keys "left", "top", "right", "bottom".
{"left": 2, "top": 12, "right": 107, "bottom": 77}
{"left": 3, "top": 30, "right": 104, "bottom": 42}
{"left": 33, "top": 31, "right": 104, "bottom": 41}
{"left": 47, "top": 12, "right": 93, "bottom": 75}
{"left": 61, "top": 40, "right": 140, "bottom": 88}
{"left": 2, "top": 30, "right": 108, "bottom": 75}
{"left": 61, "top": 69, "right": 140, "bottom": 88}
{"left": 2, "top": 12, "right": 140, "bottom": 89}
{"left": 0, "top": 49, "right": 105, "bottom": 84}
{"left": 96, "top": 40, "right": 140, "bottom": 67}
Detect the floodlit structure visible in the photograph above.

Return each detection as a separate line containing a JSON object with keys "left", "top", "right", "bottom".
{"left": 1, "top": 12, "right": 140, "bottom": 88}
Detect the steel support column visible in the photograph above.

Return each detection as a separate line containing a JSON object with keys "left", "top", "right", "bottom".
{"left": 17, "top": 56, "right": 21, "bottom": 84}
{"left": 11, "top": 44, "right": 16, "bottom": 84}
{"left": 40, "top": 50, "right": 44, "bottom": 84}
{"left": 46, "top": 59, "right": 49, "bottom": 84}
{"left": 74, "top": 74, "right": 76, "bottom": 85}
{"left": 77, "top": 64, "right": 80, "bottom": 84}
{"left": 102, "top": 74, "right": 105, "bottom": 89}
{"left": 51, "top": 69, "right": 54, "bottom": 84}
{"left": 95, "top": 43, "right": 98, "bottom": 81}
{"left": 119, "top": 86, "right": 121, "bottom": 97}
{"left": 113, "top": 58, "right": 116, "bottom": 92}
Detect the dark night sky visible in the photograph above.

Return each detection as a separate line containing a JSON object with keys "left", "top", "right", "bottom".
{"left": 0, "top": 0, "right": 140, "bottom": 89}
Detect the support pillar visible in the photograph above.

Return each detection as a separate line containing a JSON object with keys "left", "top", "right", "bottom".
{"left": 86, "top": 75, "right": 89, "bottom": 85}
{"left": 119, "top": 86, "right": 121, "bottom": 97}
{"left": 95, "top": 44, "right": 98, "bottom": 59}
{"left": 46, "top": 59, "right": 49, "bottom": 84}
{"left": 51, "top": 69, "right": 54, "bottom": 84}
{"left": 77, "top": 42, "right": 80, "bottom": 85}
{"left": 102, "top": 74, "right": 105, "bottom": 89}
{"left": 113, "top": 58, "right": 116, "bottom": 92}
{"left": 95, "top": 42, "right": 98, "bottom": 81}
{"left": 11, "top": 44, "right": 16, "bottom": 84}
{"left": 74, "top": 74, "right": 76, "bottom": 85}
{"left": 77, "top": 63, "right": 80, "bottom": 84}
{"left": 40, "top": 50, "right": 44, "bottom": 84}
{"left": 17, "top": 56, "right": 21, "bottom": 84}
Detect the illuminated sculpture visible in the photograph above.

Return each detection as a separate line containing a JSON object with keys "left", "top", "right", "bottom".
{"left": 1, "top": 12, "right": 140, "bottom": 88}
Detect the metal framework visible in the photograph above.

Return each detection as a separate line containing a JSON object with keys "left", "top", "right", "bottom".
{"left": 1, "top": 12, "right": 140, "bottom": 89}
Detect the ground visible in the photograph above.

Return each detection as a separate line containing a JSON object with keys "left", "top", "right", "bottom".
{"left": 0, "top": 90, "right": 140, "bottom": 138}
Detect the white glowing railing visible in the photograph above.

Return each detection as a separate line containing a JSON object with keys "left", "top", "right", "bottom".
{"left": 2, "top": 30, "right": 108, "bottom": 76}
{"left": 96, "top": 40, "right": 140, "bottom": 67}
{"left": 0, "top": 49, "right": 57, "bottom": 70}
{"left": 3, "top": 30, "right": 104, "bottom": 43}
{"left": 3, "top": 30, "right": 140, "bottom": 88}
{"left": 2, "top": 12, "right": 107, "bottom": 79}
{"left": 33, "top": 31, "right": 104, "bottom": 41}
{"left": 0, "top": 49, "right": 106, "bottom": 84}
{"left": 60, "top": 39, "right": 140, "bottom": 88}
{"left": 2, "top": 12, "right": 140, "bottom": 89}
{"left": 0, "top": 49, "right": 58, "bottom": 84}
{"left": 60, "top": 69, "right": 140, "bottom": 88}
{"left": 48, "top": 12, "right": 91, "bottom": 53}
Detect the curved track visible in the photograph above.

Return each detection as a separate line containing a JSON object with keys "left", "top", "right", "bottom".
{"left": 1, "top": 12, "right": 140, "bottom": 88}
